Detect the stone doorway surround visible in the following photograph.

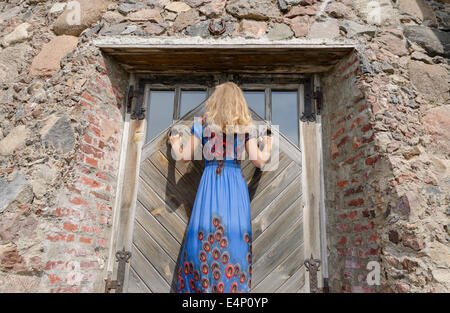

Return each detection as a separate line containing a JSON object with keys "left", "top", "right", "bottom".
{"left": 94, "top": 37, "right": 356, "bottom": 292}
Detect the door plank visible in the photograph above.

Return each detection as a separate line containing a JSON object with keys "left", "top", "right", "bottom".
{"left": 251, "top": 243, "right": 304, "bottom": 293}
{"left": 130, "top": 244, "right": 170, "bottom": 293}
{"left": 137, "top": 177, "right": 186, "bottom": 242}
{"left": 246, "top": 153, "right": 290, "bottom": 192}
{"left": 250, "top": 161, "right": 301, "bottom": 219}
{"left": 148, "top": 151, "right": 200, "bottom": 203}
{"left": 274, "top": 265, "right": 306, "bottom": 293}
{"left": 133, "top": 221, "right": 176, "bottom": 285}
{"left": 158, "top": 143, "right": 205, "bottom": 178}
{"left": 135, "top": 200, "right": 181, "bottom": 255}
{"left": 252, "top": 198, "right": 303, "bottom": 261}
{"left": 128, "top": 267, "right": 152, "bottom": 293}
{"left": 252, "top": 176, "right": 302, "bottom": 240}
{"left": 140, "top": 160, "right": 192, "bottom": 222}
{"left": 252, "top": 216, "right": 303, "bottom": 286}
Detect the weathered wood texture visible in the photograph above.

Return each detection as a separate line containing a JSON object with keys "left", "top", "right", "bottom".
{"left": 128, "top": 102, "right": 305, "bottom": 293}
{"left": 99, "top": 45, "right": 354, "bottom": 73}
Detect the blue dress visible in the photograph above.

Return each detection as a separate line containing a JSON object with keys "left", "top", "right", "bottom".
{"left": 176, "top": 118, "right": 253, "bottom": 293}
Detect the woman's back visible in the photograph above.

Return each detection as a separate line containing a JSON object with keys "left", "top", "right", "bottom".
{"left": 192, "top": 116, "right": 253, "bottom": 173}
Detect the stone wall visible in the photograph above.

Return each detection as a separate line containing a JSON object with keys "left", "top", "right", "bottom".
{"left": 321, "top": 4, "right": 449, "bottom": 291}
{"left": 321, "top": 51, "right": 382, "bottom": 293}
{"left": 0, "top": 0, "right": 129, "bottom": 292}
{"left": 0, "top": 0, "right": 448, "bottom": 292}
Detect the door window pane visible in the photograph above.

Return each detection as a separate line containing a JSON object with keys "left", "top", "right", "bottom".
{"left": 271, "top": 91, "right": 298, "bottom": 146}
{"left": 243, "top": 91, "right": 265, "bottom": 119}
{"left": 179, "top": 90, "right": 206, "bottom": 118}
{"left": 146, "top": 90, "right": 175, "bottom": 143}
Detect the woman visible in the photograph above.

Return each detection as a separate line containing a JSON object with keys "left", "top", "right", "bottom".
{"left": 169, "top": 82, "right": 273, "bottom": 293}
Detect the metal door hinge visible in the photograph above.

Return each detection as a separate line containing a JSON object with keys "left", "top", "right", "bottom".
{"left": 126, "top": 85, "right": 134, "bottom": 114}
{"left": 105, "top": 248, "right": 132, "bottom": 293}
{"left": 304, "top": 254, "right": 321, "bottom": 293}
{"left": 314, "top": 87, "right": 322, "bottom": 115}
{"left": 127, "top": 85, "right": 145, "bottom": 120}
{"left": 301, "top": 80, "right": 316, "bottom": 122}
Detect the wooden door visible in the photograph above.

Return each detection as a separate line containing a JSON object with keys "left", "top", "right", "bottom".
{"left": 126, "top": 93, "right": 305, "bottom": 293}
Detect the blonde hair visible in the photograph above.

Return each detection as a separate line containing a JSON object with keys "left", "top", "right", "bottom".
{"left": 204, "top": 82, "right": 253, "bottom": 134}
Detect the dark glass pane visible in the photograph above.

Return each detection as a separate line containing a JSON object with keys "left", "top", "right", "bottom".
{"left": 271, "top": 91, "right": 298, "bottom": 146}
{"left": 179, "top": 90, "right": 206, "bottom": 118}
{"left": 243, "top": 91, "right": 265, "bottom": 119}
{"left": 146, "top": 90, "right": 174, "bottom": 143}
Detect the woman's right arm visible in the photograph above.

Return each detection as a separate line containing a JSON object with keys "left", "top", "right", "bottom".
{"left": 245, "top": 136, "right": 272, "bottom": 168}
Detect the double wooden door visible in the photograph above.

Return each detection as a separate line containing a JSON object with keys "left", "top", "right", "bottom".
{"left": 125, "top": 75, "right": 307, "bottom": 292}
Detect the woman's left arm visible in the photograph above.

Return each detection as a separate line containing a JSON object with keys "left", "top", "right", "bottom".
{"left": 169, "top": 133, "right": 201, "bottom": 163}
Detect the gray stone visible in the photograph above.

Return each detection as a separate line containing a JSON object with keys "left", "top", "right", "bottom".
{"left": 389, "top": 93, "right": 398, "bottom": 104}
{"left": 185, "top": 21, "right": 211, "bottom": 37}
{"left": 0, "top": 173, "right": 30, "bottom": 214}
{"left": 0, "top": 6, "right": 21, "bottom": 24}
{"left": 277, "top": 0, "right": 288, "bottom": 12}
{"left": 340, "top": 20, "right": 377, "bottom": 38}
{"left": 121, "top": 25, "right": 138, "bottom": 35}
{"left": 394, "top": 195, "right": 410, "bottom": 216}
{"left": 99, "top": 22, "right": 129, "bottom": 36}
{"left": 285, "top": 0, "right": 301, "bottom": 5}
{"left": 183, "top": 0, "right": 211, "bottom": 7}
{"left": 425, "top": 186, "right": 440, "bottom": 195}
{"left": 435, "top": 10, "right": 450, "bottom": 31}
{"left": 186, "top": 20, "right": 235, "bottom": 37}
{"left": 403, "top": 25, "right": 450, "bottom": 58}
{"left": 226, "top": 0, "right": 281, "bottom": 21}
{"left": 267, "top": 23, "right": 293, "bottom": 40}
{"left": 359, "top": 54, "right": 374, "bottom": 74}
{"left": 118, "top": 2, "right": 146, "bottom": 14}
{"left": 43, "top": 116, "right": 75, "bottom": 154}
{"left": 382, "top": 62, "right": 394, "bottom": 74}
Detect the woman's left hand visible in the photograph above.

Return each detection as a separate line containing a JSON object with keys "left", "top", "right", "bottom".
{"left": 169, "top": 134, "right": 181, "bottom": 146}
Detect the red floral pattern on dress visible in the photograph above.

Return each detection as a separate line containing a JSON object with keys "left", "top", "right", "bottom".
{"left": 177, "top": 215, "right": 252, "bottom": 293}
